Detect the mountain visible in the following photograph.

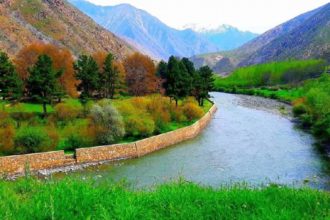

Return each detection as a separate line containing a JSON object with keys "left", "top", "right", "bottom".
{"left": 184, "top": 24, "right": 258, "bottom": 51}
{"left": 68, "top": 0, "right": 222, "bottom": 60}
{"left": 192, "top": 3, "right": 330, "bottom": 74}
{"left": 0, "top": 0, "right": 135, "bottom": 59}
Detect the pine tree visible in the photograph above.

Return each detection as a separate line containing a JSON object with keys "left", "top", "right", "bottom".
{"left": 0, "top": 52, "right": 23, "bottom": 101}
{"left": 102, "top": 53, "right": 119, "bottom": 99}
{"left": 74, "top": 55, "right": 100, "bottom": 99}
{"left": 27, "top": 55, "right": 63, "bottom": 116}
{"left": 165, "top": 56, "right": 192, "bottom": 106}
{"left": 196, "top": 66, "right": 214, "bottom": 106}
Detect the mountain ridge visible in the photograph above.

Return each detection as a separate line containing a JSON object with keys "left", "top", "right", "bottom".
{"left": 191, "top": 3, "right": 330, "bottom": 74}
{"left": 0, "top": 0, "right": 135, "bottom": 59}
{"left": 69, "top": 0, "right": 258, "bottom": 60}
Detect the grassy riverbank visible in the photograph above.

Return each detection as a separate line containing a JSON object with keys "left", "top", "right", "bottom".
{"left": 0, "top": 178, "right": 329, "bottom": 219}
{"left": 0, "top": 96, "right": 212, "bottom": 156}
{"left": 214, "top": 59, "right": 330, "bottom": 145}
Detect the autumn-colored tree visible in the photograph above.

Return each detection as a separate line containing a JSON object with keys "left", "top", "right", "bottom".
{"left": 124, "top": 53, "right": 158, "bottom": 96}
{"left": 14, "top": 42, "right": 78, "bottom": 97}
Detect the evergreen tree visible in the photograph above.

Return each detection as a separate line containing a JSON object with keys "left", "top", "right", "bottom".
{"left": 74, "top": 55, "right": 100, "bottom": 99}
{"left": 0, "top": 52, "right": 23, "bottom": 101}
{"left": 165, "top": 56, "right": 192, "bottom": 106}
{"left": 181, "top": 57, "right": 195, "bottom": 76}
{"left": 101, "top": 53, "right": 119, "bottom": 99}
{"left": 156, "top": 61, "right": 168, "bottom": 93}
{"left": 195, "top": 66, "right": 214, "bottom": 106}
{"left": 27, "top": 55, "right": 63, "bottom": 116}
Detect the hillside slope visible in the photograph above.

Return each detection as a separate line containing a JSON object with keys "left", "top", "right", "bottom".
{"left": 192, "top": 3, "right": 330, "bottom": 74}
{"left": 0, "top": 0, "right": 135, "bottom": 59}
{"left": 69, "top": 0, "right": 220, "bottom": 60}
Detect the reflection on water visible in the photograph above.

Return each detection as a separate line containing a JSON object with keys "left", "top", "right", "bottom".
{"left": 56, "top": 93, "right": 330, "bottom": 189}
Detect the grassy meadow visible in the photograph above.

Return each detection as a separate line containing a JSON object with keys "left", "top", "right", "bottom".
{"left": 0, "top": 177, "right": 329, "bottom": 220}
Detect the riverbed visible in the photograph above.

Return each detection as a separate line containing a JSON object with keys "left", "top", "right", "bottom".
{"left": 55, "top": 93, "right": 330, "bottom": 189}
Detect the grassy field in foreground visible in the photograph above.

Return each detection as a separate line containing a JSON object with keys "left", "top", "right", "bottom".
{"left": 0, "top": 178, "right": 329, "bottom": 219}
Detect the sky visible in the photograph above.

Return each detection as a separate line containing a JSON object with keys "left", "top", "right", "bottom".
{"left": 86, "top": 0, "right": 329, "bottom": 33}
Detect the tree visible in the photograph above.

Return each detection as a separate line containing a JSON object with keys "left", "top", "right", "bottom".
{"left": 74, "top": 55, "right": 100, "bottom": 99}
{"left": 156, "top": 61, "right": 168, "bottom": 94}
{"left": 0, "top": 52, "right": 23, "bottom": 101}
{"left": 165, "top": 56, "right": 192, "bottom": 106}
{"left": 102, "top": 53, "right": 119, "bottom": 99}
{"left": 27, "top": 55, "right": 63, "bottom": 116}
{"left": 124, "top": 52, "right": 158, "bottom": 96}
{"left": 15, "top": 42, "right": 78, "bottom": 97}
{"left": 194, "top": 66, "right": 214, "bottom": 106}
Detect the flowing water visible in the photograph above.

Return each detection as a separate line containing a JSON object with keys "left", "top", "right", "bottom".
{"left": 57, "top": 93, "right": 330, "bottom": 189}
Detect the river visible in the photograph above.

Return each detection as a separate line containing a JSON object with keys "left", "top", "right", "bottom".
{"left": 56, "top": 93, "right": 330, "bottom": 189}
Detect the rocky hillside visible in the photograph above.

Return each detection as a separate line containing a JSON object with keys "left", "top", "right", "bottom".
{"left": 192, "top": 3, "right": 330, "bottom": 74}
{"left": 0, "top": 0, "right": 135, "bottom": 59}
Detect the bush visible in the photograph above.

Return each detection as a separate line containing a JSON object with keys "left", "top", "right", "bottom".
{"left": 54, "top": 103, "right": 81, "bottom": 122}
{"left": 14, "top": 127, "right": 54, "bottom": 154}
{"left": 147, "top": 95, "right": 171, "bottom": 132}
{"left": 293, "top": 104, "right": 308, "bottom": 117}
{"left": 125, "top": 115, "right": 155, "bottom": 137}
{"left": 0, "top": 124, "right": 15, "bottom": 154}
{"left": 62, "top": 122, "right": 93, "bottom": 151}
{"left": 182, "top": 102, "right": 204, "bottom": 122}
{"left": 90, "top": 102, "right": 125, "bottom": 145}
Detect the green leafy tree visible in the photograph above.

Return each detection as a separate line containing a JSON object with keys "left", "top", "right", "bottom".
{"left": 0, "top": 52, "right": 23, "bottom": 101}
{"left": 74, "top": 55, "right": 100, "bottom": 99}
{"left": 27, "top": 55, "right": 63, "bottom": 116}
{"left": 100, "top": 53, "right": 119, "bottom": 99}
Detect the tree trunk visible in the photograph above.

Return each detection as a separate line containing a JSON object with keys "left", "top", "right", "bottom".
{"left": 175, "top": 99, "right": 178, "bottom": 107}
{"left": 43, "top": 102, "right": 47, "bottom": 117}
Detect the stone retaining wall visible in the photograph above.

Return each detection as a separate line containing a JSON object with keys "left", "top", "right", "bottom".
{"left": 0, "top": 105, "right": 217, "bottom": 176}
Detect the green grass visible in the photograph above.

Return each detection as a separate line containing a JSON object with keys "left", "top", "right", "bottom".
{"left": 0, "top": 178, "right": 329, "bottom": 219}
{"left": 214, "top": 59, "right": 327, "bottom": 89}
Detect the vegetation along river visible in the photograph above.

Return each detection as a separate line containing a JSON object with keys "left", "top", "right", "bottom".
{"left": 56, "top": 93, "right": 330, "bottom": 189}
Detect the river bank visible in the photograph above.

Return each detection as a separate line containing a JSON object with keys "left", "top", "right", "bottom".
{"left": 52, "top": 93, "right": 330, "bottom": 190}
{"left": 0, "top": 105, "right": 217, "bottom": 178}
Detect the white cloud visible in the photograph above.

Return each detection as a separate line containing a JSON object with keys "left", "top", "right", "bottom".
{"left": 86, "top": 0, "right": 329, "bottom": 33}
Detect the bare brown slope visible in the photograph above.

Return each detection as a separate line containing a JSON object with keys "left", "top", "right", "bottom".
{"left": 0, "top": 0, "right": 135, "bottom": 58}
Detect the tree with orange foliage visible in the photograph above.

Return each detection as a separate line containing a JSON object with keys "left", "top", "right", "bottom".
{"left": 124, "top": 53, "right": 158, "bottom": 96}
{"left": 14, "top": 42, "right": 78, "bottom": 98}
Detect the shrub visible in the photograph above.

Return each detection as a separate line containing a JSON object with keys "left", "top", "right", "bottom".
{"left": 182, "top": 102, "right": 204, "bottom": 121}
{"left": 54, "top": 103, "right": 81, "bottom": 122}
{"left": 62, "top": 122, "right": 93, "bottom": 151}
{"left": 0, "top": 124, "right": 15, "bottom": 154}
{"left": 293, "top": 104, "right": 308, "bottom": 117}
{"left": 125, "top": 115, "right": 155, "bottom": 137}
{"left": 90, "top": 102, "right": 125, "bottom": 145}
{"left": 14, "top": 127, "right": 53, "bottom": 154}
{"left": 147, "top": 95, "right": 171, "bottom": 132}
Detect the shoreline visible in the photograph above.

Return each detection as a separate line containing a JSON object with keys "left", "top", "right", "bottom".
{"left": 0, "top": 105, "right": 218, "bottom": 178}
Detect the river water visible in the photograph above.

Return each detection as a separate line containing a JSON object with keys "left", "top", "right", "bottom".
{"left": 57, "top": 93, "right": 330, "bottom": 189}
